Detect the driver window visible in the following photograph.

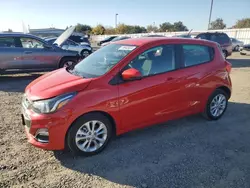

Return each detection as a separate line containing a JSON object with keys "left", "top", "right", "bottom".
{"left": 20, "top": 38, "right": 44, "bottom": 49}
{"left": 68, "top": 40, "right": 76, "bottom": 46}
{"left": 126, "top": 45, "right": 175, "bottom": 76}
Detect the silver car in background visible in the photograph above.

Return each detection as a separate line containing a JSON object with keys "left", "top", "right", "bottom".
{"left": 45, "top": 37, "right": 92, "bottom": 57}
{"left": 0, "top": 27, "right": 80, "bottom": 74}
{"left": 231, "top": 38, "right": 244, "bottom": 51}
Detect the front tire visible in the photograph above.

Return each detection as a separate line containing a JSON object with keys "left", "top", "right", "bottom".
{"left": 67, "top": 113, "right": 113, "bottom": 156}
{"left": 80, "top": 50, "right": 91, "bottom": 58}
{"left": 203, "top": 89, "right": 228, "bottom": 120}
{"left": 59, "top": 58, "right": 76, "bottom": 68}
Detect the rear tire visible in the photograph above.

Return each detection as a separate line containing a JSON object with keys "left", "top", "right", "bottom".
{"left": 67, "top": 113, "right": 113, "bottom": 156}
{"left": 59, "top": 58, "right": 76, "bottom": 68}
{"left": 203, "top": 89, "right": 228, "bottom": 120}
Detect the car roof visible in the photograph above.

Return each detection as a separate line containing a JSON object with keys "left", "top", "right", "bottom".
{"left": 114, "top": 37, "right": 217, "bottom": 47}
{"left": 198, "top": 32, "right": 227, "bottom": 35}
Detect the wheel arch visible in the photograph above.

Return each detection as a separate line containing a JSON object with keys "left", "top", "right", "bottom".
{"left": 65, "top": 110, "right": 117, "bottom": 148}
{"left": 216, "top": 85, "right": 231, "bottom": 99}
{"left": 58, "top": 56, "right": 78, "bottom": 68}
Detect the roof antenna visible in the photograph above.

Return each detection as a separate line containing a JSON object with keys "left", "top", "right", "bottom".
{"left": 187, "top": 29, "right": 193, "bottom": 36}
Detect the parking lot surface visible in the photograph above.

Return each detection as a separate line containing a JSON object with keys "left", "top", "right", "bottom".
{"left": 0, "top": 52, "right": 250, "bottom": 188}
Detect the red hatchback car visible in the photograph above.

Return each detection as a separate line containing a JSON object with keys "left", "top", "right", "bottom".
{"left": 22, "top": 38, "right": 232, "bottom": 156}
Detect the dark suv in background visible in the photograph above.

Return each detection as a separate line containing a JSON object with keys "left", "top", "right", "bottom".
{"left": 196, "top": 32, "right": 232, "bottom": 58}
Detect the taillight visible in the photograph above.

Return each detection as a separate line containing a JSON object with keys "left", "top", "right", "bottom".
{"left": 225, "top": 61, "right": 232, "bottom": 73}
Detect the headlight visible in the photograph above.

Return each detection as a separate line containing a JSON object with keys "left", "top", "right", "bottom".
{"left": 31, "top": 92, "right": 76, "bottom": 114}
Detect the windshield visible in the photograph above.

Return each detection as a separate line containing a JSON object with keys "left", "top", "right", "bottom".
{"left": 112, "top": 37, "right": 129, "bottom": 42}
{"left": 72, "top": 44, "right": 137, "bottom": 78}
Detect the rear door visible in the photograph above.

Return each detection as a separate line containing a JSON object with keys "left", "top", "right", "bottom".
{"left": 0, "top": 36, "right": 23, "bottom": 70}
{"left": 18, "top": 37, "right": 59, "bottom": 69}
{"left": 179, "top": 43, "right": 215, "bottom": 112}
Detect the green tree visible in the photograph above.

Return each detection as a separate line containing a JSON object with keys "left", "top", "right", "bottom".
{"left": 159, "top": 22, "right": 173, "bottom": 32}
{"left": 210, "top": 18, "right": 226, "bottom": 30}
{"left": 92, "top": 24, "right": 105, "bottom": 35}
{"left": 233, "top": 18, "right": 250, "bottom": 28}
{"left": 116, "top": 24, "right": 130, "bottom": 34}
{"left": 128, "top": 25, "right": 147, "bottom": 34}
{"left": 105, "top": 27, "right": 116, "bottom": 34}
{"left": 146, "top": 25, "right": 159, "bottom": 32}
{"left": 75, "top": 23, "right": 92, "bottom": 34}
{"left": 172, "top": 21, "right": 188, "bottom": 31}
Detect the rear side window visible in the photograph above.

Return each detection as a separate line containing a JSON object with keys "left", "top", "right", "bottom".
{"left": 196, "top": 34, "right": 207, "bottom": 40}
{"left": 0, "top": 37, "right": 16, "bottom": 47}
{"left": 211, "top": 33, "right": 230, "bottom": 44}
{"left": 182, "top": 44, "right": 213, "bottom": 67}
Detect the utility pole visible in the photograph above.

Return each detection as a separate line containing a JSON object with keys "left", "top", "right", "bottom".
{"left": 115, "top": 13, "right": 118, "bottom": 28}
{"left": 208, "top": 0, "right": 214, "bottom": 30}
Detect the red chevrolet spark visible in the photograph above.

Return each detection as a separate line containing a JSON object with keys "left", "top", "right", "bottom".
{"left": 22, "top": 38, "right": 232, "bottom": 156}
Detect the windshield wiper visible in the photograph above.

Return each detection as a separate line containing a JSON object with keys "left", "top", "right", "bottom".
{"left": 68, "top": 68, "right": 85, "bottom": 78}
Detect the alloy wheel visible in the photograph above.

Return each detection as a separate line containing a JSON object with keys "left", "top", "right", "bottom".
{"left": 82, "top": 50, "right": 90, "bottom": 58}
{"left": 210, "top": 94, "right": 227, "bottom": 117}
{"left": 63, "top": 61, "right": 74, "bottom": 67}
{"left": 75, "top": 120, "right": 108, "bottom": 152}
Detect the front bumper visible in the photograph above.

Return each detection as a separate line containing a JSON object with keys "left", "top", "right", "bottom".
{"left": 21, "top": 104, "right": 72, "bottom": 150}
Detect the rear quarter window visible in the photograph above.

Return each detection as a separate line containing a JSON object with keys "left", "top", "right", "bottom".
{"left": 0, "top": 37, "right": 16, "bottom": 47}
{"left": 182, "top": 44, "right": 214, "bottom": 67}
{"left": 211, "top": 33, "right": 230, "bottom": 44}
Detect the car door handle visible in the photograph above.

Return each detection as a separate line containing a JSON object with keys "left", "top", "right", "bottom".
{"left": 24, "top": 51, "right": 32, "bottom": 54}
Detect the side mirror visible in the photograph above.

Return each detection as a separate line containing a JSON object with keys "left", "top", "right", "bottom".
{"left": 122, "top": 68, "right": 142, "bottom": 81}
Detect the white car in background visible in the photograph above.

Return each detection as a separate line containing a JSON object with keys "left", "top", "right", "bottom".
{"left": 45, "top": 37, "right": 92, "bottom": 57}
{"left": 101, "top": 36, "right": 130, "bottom": 47}
{"left": 231, "top": 38, "right": 244, "bottom": 51}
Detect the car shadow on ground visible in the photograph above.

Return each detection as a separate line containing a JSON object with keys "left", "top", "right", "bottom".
{"left": 0, "top": 73, "right": 42, "bottom": 92}
{"left": 228, "top": 58, "right": 250, "bottom": 68}
{"left": 54, "top": 101, "right": 250, "bottom": 188}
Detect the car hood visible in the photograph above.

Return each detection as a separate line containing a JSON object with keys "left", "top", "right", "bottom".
{"left": 54, "top": 26, "right": 76, "bottom": 47}
{"left": 25, "top": 69, "right": 92, "bottom": 100}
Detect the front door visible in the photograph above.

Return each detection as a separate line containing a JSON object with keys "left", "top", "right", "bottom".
{"left": 18, "top": 37, "right": 58, "bottom": 69}
{"left": 118, "top": 45, "right": 186, "bottom": 132}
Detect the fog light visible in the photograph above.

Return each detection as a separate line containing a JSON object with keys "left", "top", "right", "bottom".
{"left": 35, "top": 128, "right": 49, "bottom": 143}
